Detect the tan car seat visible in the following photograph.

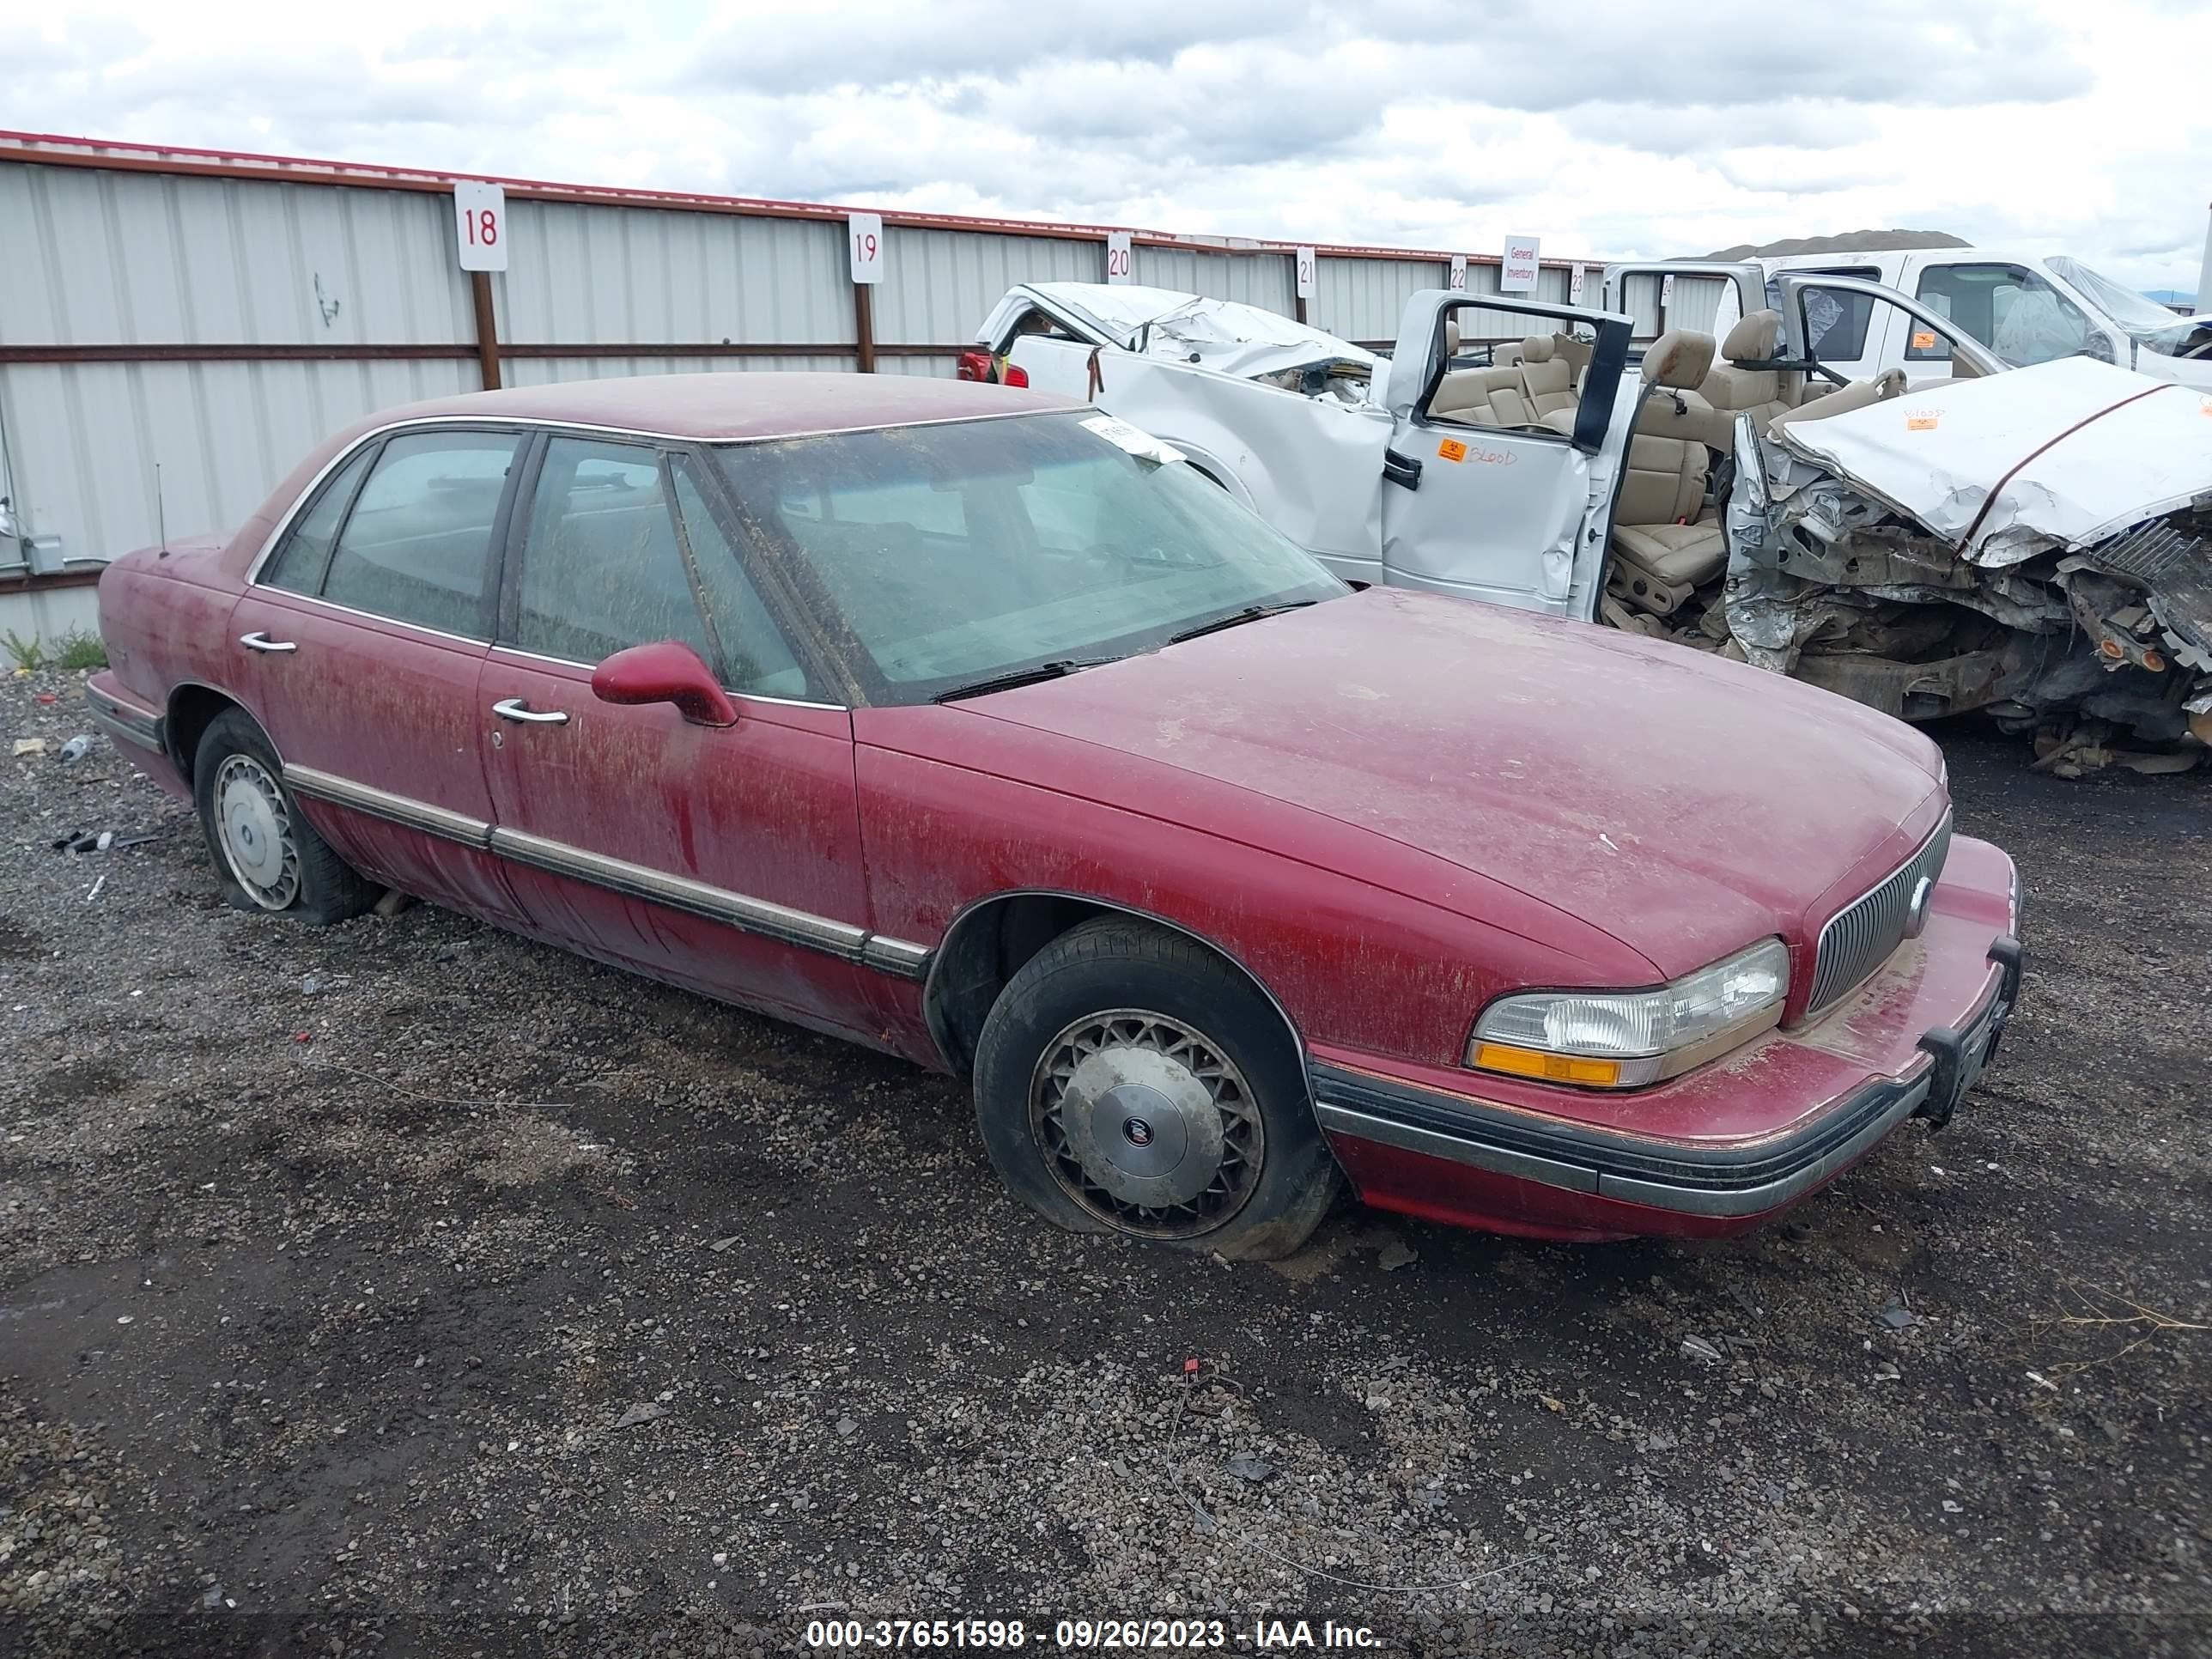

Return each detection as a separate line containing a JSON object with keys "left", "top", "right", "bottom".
{"left": 1768, "top": 368, "right": 1906, "bottom": 429}
{"left": 1699, "top": 310, "right": 1797, "bottom": 435}
{"left": 1434, "top": 368, "right": 1532, "bottom": 428}
{"left": 1516, "top": 336, "right": 1578, "bottom": 420}
{"left": 1608, "top": 327, "right": 1726, "bottom": 616}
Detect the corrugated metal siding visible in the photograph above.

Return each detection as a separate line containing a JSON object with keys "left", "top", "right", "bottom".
{"left": 1133, "top": 246, "right": 1295, "bottom": 313}
{"left": 495, "top": 202, "right": 852, "bottom": 347}
{"left": 502, "top": 355, "right": 855, "bottom": 387}
{"left": 872, "top": 226, "right": 1103, "bottom": 346}
{"left": 0, "top": 162, "right": 468, "bottom": 346}
{"left": 0, "top": 358, "right": 477, "bottom": 562}
{"left": 1314, "top": 256, "right": 1447, "bottom": 343}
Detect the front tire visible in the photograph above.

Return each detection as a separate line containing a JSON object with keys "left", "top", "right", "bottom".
{"left": 192, "top": 708, "right": 376, "bottom": 924}
{"left": 972, "top": 918, "right": 1339, "bottom": 1260}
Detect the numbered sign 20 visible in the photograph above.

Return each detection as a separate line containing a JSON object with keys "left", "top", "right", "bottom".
{"left": 848, "top": 213, "right": 884, "bottom": 285}
{"left": 1448, "top": 255, "right": 1467, "bottom": 292}
{"left": 1295, "top": 246, "right": 1316, "bottom": 300}
{"left": 1105, "top": 230, "right": 1133, "bottom": 285}
{"left": 453, "top": 181, "right": 507, "bottom": 273}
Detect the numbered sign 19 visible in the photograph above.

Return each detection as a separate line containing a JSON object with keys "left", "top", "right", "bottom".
{"left": 848, "top": 213, "right": 884, "bottom": 285}
{"left": 1105, "top": 230, "right": 1133, "bottom": 285}
{"left": 1448, "top": 255, "right": 1467, "bottom": 292}
{"left": 453, "top": 181, "right": 507, "bottom": 273}
{"left": 1294, "top": 246, "right": 1316, "bottom": 300}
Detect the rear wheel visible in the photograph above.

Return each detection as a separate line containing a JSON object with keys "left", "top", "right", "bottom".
{"left": 192, "top": 709, "right": 376, "bottom": 924}
{"left": 972, "top": 918, "right": 1338, "bottom": 1259}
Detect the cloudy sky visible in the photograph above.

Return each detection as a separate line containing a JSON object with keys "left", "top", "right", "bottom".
{"left": 9, "top": 0, "right": 2209, "bottom": 291}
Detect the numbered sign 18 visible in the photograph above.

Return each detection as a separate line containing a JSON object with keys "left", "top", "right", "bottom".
{"left": 848, "top": 213, "right": 884, "bottom": 285}
{"left": 1295, "top": 246, "right": 1316, "bottom": 300}
{"left": 1105, "top": 230, "right": 1133, "bottom": 285}
{"left": 453, "top": 181, "right": 507, "bottom": 273}
{"left": 1448, "top": 255, "right": 1467, "bottom": 292}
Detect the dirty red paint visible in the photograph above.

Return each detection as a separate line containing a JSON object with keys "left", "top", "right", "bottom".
{"left": 88, "top": 380, "right": 2020, "bottom": 1245}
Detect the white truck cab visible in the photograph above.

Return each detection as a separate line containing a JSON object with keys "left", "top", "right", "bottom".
{"left": 1675, "top": 248, "right": 2210, "bottom": 389}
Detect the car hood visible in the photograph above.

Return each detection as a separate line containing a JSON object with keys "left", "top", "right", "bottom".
{"left": 957, "top": 587, "right": 1945, "bottom": 981}
{"left": 1772, "top": 356, "right": 2212, "bottom": 567}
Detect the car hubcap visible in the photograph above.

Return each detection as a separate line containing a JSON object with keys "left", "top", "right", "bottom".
{"left": 1031, "top": 1010, "right": 1264, "bottom": 1238}
{"left": 214, "top": 753, "right": 301, "bottom": 910}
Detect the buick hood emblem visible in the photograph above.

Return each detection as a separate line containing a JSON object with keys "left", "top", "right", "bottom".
{"left": 1903, "top": 875, "right": 1935, "bottom": 939}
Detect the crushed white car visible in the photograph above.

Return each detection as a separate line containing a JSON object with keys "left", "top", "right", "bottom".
{"left": 969, "top": 270, "right": 2212, "bottom": 766}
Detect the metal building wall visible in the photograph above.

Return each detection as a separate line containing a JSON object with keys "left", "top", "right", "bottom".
{"left": 0, "top": 136, "right": 1620, "bottom": 617}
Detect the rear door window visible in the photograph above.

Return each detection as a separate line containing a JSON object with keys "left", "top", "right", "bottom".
{"left": 261, "top": 445, "right": 375, "bottom": 595}
{"left": 320, "top": 431, "right": 520, "bottom": 635}
{"left": 1769, "top": 267, "right": 1881, "bottom": 362}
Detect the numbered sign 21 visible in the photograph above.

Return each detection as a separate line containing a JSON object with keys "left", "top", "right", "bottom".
{"left": 1295, "top": 246, "right": 1316, "bottom": 300}
{"left": 453, "top": 181, "right": 507, "bottom": 273}
{"left": 1105, "top": 230, "right": 1133, "bottom": 285}
{"left": 848, "top": 213, "right": 884, "bottom": 284}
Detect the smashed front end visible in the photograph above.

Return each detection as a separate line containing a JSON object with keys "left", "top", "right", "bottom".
{"left": 1720, "top": 360, "right": 2212, "bottom": 773}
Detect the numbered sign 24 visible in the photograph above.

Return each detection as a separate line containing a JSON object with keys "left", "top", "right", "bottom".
{"left": 453, "top": 181, "right": 507, "bottom": 273}
{"left": 848, "top": 213, "right": 884, "bottom": 285}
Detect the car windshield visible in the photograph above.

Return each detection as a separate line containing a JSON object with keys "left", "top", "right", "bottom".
{"left": 2046, "top": 256, "right": 2202, "bottom": 350}
{"left": 713, "top": 411, "right": 1345, "bottom": 703}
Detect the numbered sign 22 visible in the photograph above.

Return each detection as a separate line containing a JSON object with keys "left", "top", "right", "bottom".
{"left": 453, "top": 181, "right": 507, "bottom": 273}
{"left": 1105, "top": 230, "right": 1133, "bottom": 285}
{"left": 848, "top": 213, "right": 884, "bottom": 285}
{"left": 1295, "top": 246, "right": 1316, "bottom": 300}
{"left": 1448, "top": 255, "right": 1467, "bottom": 292}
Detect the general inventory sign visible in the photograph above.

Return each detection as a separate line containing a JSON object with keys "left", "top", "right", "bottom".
{"left": 1500, "top": 234, "right": 1540, "bottom": 293}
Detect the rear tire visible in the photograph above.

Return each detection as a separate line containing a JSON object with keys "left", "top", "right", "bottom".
{"left": 972, "top": 918, "right": 1338, "bottom": 1260}
{"left": 192, "top": 708, "right": 377, "bottom": 925}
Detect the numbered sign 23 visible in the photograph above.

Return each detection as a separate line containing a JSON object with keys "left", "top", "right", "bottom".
{"left": 1105, "top": 230, "right": 1133, "bottom": 285}
{"left": 848, "top": 213, "right": 885, "bottom": 284}
{"left": 453, "top": 181, "right": 507, "bottom": 273}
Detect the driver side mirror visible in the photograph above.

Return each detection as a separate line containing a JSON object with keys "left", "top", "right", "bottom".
{"left": 591, "top": 640, "right": 739, "bottom": 728}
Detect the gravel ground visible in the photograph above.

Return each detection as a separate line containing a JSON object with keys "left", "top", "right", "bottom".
{"left": 2, "top": 664, "right": 2208, "bottom": 1658}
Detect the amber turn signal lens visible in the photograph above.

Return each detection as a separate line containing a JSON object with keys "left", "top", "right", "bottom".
{"left": 1470, "top": 1042, "right": 1624, "bottom": 1087}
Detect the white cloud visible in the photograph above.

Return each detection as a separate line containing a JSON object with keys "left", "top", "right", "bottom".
{"left": 5, "top": 0, "right": 2206, "bottom": 291}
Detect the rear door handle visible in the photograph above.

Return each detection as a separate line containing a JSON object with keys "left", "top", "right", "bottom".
{"left": 492, "top": 698, "right": 569, "bottom": 725}
{"left": 239, "top": 631, "right": 297, "bottom": 653}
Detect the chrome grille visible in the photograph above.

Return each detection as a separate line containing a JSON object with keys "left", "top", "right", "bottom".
{"left": 1808, "top": 815, "right": 1954, "bottom": 1013}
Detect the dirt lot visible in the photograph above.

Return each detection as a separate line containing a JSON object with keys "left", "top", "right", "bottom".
{"left": 2, "top": 664, "right": 2207, "bottom": 1658}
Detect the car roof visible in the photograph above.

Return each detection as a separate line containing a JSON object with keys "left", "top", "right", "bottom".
{"left": 374, "top": 370, "right": 1082, "bottom": 442}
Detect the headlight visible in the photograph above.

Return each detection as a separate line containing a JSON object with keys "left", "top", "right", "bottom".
{"left": 1468, "top": 939, "right": 1791, "bottom": 1088}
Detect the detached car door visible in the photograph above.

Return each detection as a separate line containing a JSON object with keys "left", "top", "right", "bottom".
{"left": 1377, "top": 290, "right": 1633, "bottom": 617}
{"left": 476, "top": 434, "right": 881, "bottom": 1042}
{"left": 229, "top": 425, "right": 530, "bottom": 925}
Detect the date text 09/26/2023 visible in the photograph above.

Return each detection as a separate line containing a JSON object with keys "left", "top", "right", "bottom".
{"left": 803, "top": 1617, "right": 1384, "bottom": 1650}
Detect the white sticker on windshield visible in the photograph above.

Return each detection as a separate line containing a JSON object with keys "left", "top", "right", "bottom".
{"left": 1080, "top": 414, "right": 1185, "bottom": 466}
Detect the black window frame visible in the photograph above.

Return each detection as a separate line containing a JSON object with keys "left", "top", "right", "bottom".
{"left": 495, "top": 427, "right": 842, "bottom": 705}
{"left": 275, "top": 422, "right": 529, "bottom": 641}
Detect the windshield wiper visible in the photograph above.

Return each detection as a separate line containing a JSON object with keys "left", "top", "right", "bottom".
{"left": 931, "top": 657, "right": 1118, "bottom": 703}
{"left": 1166, "top": 599, "right": 1317, "bottom": 646}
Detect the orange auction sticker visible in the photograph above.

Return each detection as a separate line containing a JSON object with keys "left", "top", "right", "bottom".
{"left": 1910, "top": 331, "right": 1937, "bottom": 350}
{"left": 1437, "top": 437, "right": 1469, "bottom": 462}
{"left": 1907, "top": 413, "right": 1940, "bottom": 431}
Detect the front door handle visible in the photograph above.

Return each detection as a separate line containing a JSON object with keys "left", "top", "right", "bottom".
{"left": 492, "top": 697, "right": 569, "bottom": 725}
{"left": 239, "top": 631, "right": 298, "bottom": 653}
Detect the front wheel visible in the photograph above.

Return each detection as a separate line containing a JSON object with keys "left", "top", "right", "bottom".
{"left": 972, "top": 918, "right": 1338, "bottom": 1260}
{"left": 192, "top": 708, "right": 377, "bottom": 924}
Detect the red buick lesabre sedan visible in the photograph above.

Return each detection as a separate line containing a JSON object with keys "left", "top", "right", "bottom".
{"left": 88, "top": 374, "right": 2021, "bottom": 1259}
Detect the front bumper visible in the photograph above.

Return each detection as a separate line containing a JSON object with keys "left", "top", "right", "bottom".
{"left": 1311, "top": 837, "right": 2024, "bottom": 1242}
{"left": 1314, "top": 936, "right": 2019, "bottom": 1232}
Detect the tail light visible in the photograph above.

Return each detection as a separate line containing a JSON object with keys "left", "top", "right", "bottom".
{"left": 1002, "top": 362, "right": 1030, "bottom": 388}
{"left": 955, "top": 349, "right": 993, "bottom": 382}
